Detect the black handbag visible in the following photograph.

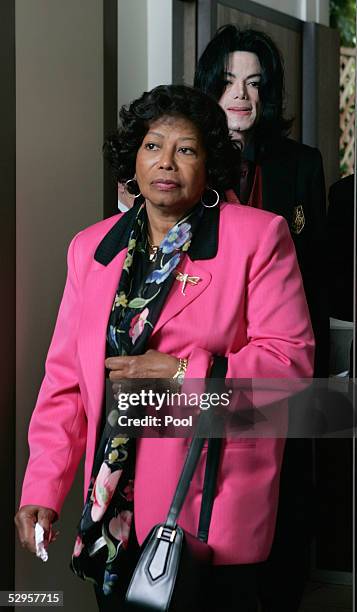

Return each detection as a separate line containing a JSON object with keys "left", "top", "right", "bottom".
{"left": 124, "top": 434, "right": 222, "bottom": 612}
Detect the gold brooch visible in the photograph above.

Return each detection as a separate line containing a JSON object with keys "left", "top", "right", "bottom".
{"left": 291, "top": 205, "right": 305, "bottom": 235}
{"left": 175, "top": 272, "right": 201, "bottom": 295}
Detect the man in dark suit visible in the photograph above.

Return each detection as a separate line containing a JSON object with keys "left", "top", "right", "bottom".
{"left": 328, "top": 174, "right": 354, "bottom": 376}
{"left": 328, "top": 174, "right": 354, "bottom": 324}
{"left": 195, "top": 25, "right": 329, "bottom": 611}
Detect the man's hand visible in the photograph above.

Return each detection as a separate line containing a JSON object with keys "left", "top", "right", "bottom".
{"left": 105, "top": 349, "right": 179, "bottom": 381}
{"left": 15, "top": 505, "right": 59, "bottom": 554}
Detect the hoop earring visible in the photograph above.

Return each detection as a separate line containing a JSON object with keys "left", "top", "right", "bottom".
{"left": 124, "top": 178, "right": 142, "bottom": 199}
{"left": 201, "top": 188, "right": 220, "bottom": 208}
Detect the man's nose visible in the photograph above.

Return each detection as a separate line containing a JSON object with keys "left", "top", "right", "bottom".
{"left": 233, "top": 81, "right": 247, "bottom": 100}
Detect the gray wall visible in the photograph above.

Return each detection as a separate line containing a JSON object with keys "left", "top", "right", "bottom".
{"left": 117, "top": 0, "right": 173, "bottom": 111}
{"left": 15, "top": 1, "right": 104, "bottom": 609}
{"left": 118, "top": 0, "right": 148, "bottom": 108}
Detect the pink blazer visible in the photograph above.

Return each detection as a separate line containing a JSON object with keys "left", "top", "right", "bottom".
{"left": 20, "top": 203, "right": 314, "bottom": 565}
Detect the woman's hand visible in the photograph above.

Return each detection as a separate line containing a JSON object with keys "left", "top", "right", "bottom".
{"left": 105, "top": 349, "right": 179, "bottom": 381}
{"left": 14, "top": 505, "right": 59, "bottom": 554}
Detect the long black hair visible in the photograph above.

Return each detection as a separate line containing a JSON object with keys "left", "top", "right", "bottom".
{"left": 194, "top": 25, "right": 293, "bottom": 145}
{"left": 104, "top": 84, "right": 240, "bottom": 193}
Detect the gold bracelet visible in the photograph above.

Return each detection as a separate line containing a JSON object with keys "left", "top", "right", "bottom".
{"left": 172, "top": 358, "right": 188, "bottom": 385}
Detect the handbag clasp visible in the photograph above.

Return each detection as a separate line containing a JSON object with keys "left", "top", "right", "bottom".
{"left": 157, "top": 525, "right": 177, "bottom": 542}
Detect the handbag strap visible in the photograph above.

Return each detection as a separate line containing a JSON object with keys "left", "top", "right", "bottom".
{"left": 165, "top": 359, "right": 225, "bottom": 534}
{"left": 165, "top": 432, "right": 206, "bottom": 529}
{"left": 197, "top": 357, "right": 226, "bottom": 541}
{"left": 165, "top": 423, "right": 222, "bottom": 534}
{"left": 197, "top": 437, "right": 221, "bottom": 542}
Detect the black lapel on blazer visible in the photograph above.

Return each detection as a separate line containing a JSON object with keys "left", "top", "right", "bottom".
{"left": 94, "top": 200, "right": 141, "bottom": 265}
{"left": 188, "top": 204, "right": 219, "bottom": 260}
{"left": 261, "top": 141, "right": 298, "bottom": 224}
{"left": 94, "top": 202, "right": 220, "bottom": 265}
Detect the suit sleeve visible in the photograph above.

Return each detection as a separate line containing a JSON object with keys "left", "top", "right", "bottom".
{"left": 185, "top": 215, "right": 315, "bottom": 380}
{"left": 19, "top": 232, "right": 88, "bottom": 517}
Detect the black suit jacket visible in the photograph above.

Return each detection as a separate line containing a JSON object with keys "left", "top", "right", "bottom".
{"left": 327, "top": 174, "right": 354, "bottom": 322}
{"left": 259, "top": 138, "right": 329, "bottom": 376}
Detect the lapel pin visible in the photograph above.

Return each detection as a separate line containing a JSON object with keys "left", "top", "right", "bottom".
{"left": 175, "top": 272, "right": 201, "bottom": 296}
{"left": 291, "top": 205, "right": 305, "bottom": 235}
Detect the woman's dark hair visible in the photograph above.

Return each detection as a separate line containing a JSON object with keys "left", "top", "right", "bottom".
{"left": 103, "top": 84, "right": 240, "bottom": 193}
{"left": 194, "top": 25, "right": 293, "bottom": 143}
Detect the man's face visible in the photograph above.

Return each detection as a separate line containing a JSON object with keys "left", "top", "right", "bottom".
{"left": 219, "top": 51, "right": 262, "bottom": 138}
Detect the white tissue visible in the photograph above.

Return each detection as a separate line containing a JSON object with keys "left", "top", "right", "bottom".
{"left": 35, "top": 523, "right": 48, "bottom": 562}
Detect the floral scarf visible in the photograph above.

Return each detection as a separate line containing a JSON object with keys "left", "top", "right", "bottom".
{"left": 70, "top": 202, "right": 203, "bottom": 595}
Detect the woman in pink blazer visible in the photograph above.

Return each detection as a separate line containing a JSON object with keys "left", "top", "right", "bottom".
{"left": 16, "top": 85, "right": 314, "bottom": 612}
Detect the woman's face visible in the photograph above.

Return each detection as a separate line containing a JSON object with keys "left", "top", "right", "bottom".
{"left": 135, "top": 115, "right": 207, "bottom": 215}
